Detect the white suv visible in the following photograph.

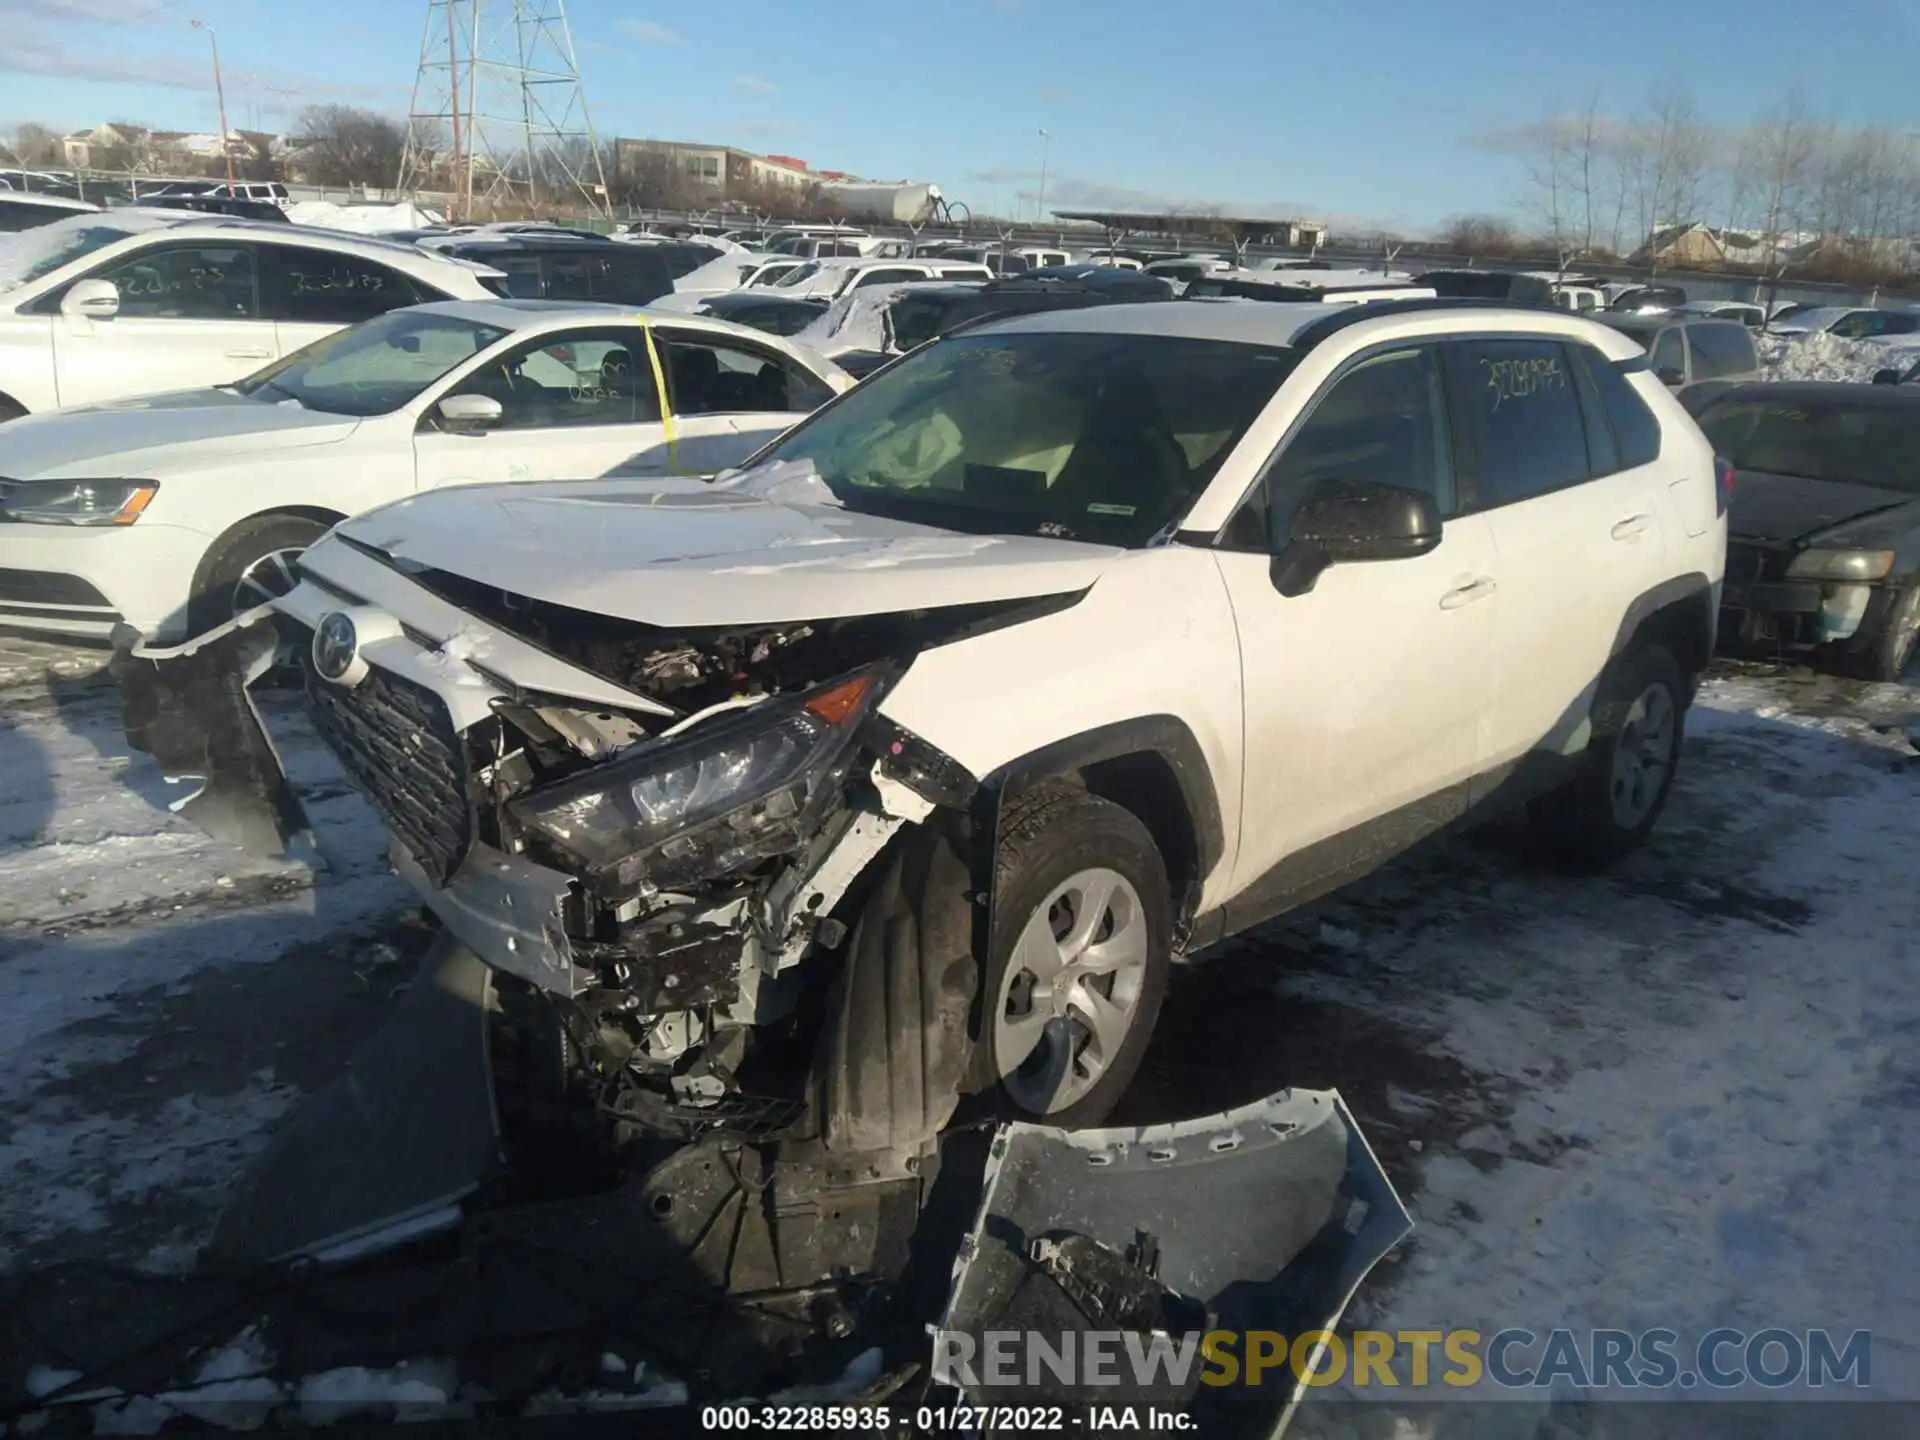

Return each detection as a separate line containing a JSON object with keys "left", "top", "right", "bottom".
{"left": 120, "top": 297, "right": 1725, "bottom": 1156}
{"left": 0, "top": 210, "right": 503, "bottom": 420}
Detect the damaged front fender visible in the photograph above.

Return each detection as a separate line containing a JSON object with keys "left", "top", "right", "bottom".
{"left": 109, "top": 609, "right": 311, "bottom": 857}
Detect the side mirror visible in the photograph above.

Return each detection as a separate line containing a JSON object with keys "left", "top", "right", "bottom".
{"left": 436, "top": 393, "right": 504, "bottom": 432}
{"left": 1873, "top": 368, "right": 1901, "bottom": 386}
{"left": 1655, "top": 366, "right": 1685, "bottom": 388}
{"left": 1270, "top": 479, "right": 1443, "bottom": 597}
{"left": 62, "top": 278, "right": 120, "bottom": 320}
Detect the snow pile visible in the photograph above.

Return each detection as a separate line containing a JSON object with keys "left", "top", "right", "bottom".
{"left": 1759, "top": 330, "right": 1920, "bottom": 384}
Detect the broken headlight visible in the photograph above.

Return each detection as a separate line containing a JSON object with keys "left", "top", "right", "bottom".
{"left": 507, "top": 668, "right": 886, "bottom": 885}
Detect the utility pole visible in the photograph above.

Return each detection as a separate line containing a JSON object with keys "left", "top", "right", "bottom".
{"left": 191, "top": 19, "right": 238, "bottom": 191}
{"left": 1036, "top": 128, "right": 1051, "bottom": 226}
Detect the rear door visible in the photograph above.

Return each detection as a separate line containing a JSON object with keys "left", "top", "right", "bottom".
{"left": 652, "top": 328, "right": 838, "bottom": 471}
{"left": 50, "top": 239, "right": 271, "bottom": 405}
{"left": 1446, "top": 336, "right": 1672, "bottom": 787}
{"left": 413, "top": 326, "right": 669, "bottom": 487}
{"left": 262, "top": 242, "right": 442, "bottom": 359}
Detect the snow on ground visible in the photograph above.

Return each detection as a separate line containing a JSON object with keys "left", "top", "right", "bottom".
{"left": 1759, "top": 329, "right": 1920, "bottom": 384}
{"left": 0, "top": 648, "right": 1914, "bottom": 1429}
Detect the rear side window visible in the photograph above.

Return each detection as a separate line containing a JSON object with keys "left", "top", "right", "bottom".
{"left": 1582, "top": 347, "right": 1663, "bottom": 468}
{"left": 1451, "top": 339, "right": 1590, "bottom": 507}
{"left": 1648, "top": 328, "right": 1684, "bottom": 378}
{"left": 266, "top": 245, "right": 430, "bottom": 324}
{"left": 1685, "top": 322, "right": 1758, "bottom": 382}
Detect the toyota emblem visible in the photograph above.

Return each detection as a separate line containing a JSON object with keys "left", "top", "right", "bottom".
{"left": 312, "top": 611, "right": 359, "bottom": 683}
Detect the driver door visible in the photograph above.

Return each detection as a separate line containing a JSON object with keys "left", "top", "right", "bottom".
{"left": 413, "top": 328, "right": 669, "bottom": 489}
{"left": 1211, "top": 344, "right": 1499, "bottom": 926}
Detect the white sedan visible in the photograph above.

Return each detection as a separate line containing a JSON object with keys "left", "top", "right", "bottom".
{"left": 0, "top": 300, "right": 853, "bottom": 642}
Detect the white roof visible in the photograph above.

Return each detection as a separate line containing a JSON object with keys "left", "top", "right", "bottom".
{"left": 1204, "top": 267, "right": 1415, "bottom": 291}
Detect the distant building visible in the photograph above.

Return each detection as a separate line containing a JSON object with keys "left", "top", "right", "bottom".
{"left": 613, "top": 139, "right": 822, "bottom": 199}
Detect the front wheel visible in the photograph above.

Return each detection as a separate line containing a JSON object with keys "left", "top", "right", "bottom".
{"left": 1528, "top": 643, "right": 1689, "bottom": 871}
{"left": 1863, "top": 581, "right": 1920, "bottom": 683}
{"left": 967, "top": 784, "right": 1171, "bottom": 1128}
{"left": 188, "top": 513, "right": 331, "bottom": 636}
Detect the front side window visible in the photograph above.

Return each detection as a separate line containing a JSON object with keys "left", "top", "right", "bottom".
{"left": 754, "top": 331, "right": 1296, "bottom": 545}
{"left": 94, "top": 242, "right": 258, "bottom": 319}
{"left": 1266, "top": 346, "right": 1456, "bottom": 529}
{"left": 659, "top": 334, "right": 831, "bottom": 416}
{"left": 853, "top": 267, "right": 924, "bottom": 290}
{"left": 442, "top": 329, "right": 662, "bottom": 430}
{"left": 236, "top": 308, "right": 507, "bottom": 416}
{"left": 268, "top": 245, "right": 428, "bottom": 325}
{"left": 1452, "top": 339, "right": 1591, "bottom": 507}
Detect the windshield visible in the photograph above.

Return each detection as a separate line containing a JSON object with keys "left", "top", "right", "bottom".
{"left": 750, "top": 330, "right": 1297, "bottom": 545}
{"left": 0, "top": 211, "right": 181, "bottom": 293}
{"left": 233, "top": 309, "right": 508, "bottom": 417}
{"left": 772, "top": 261, "right": 821, "bottom": 288}
{"left": 1699, "top": 397, "right": 1920, "bottom": 493}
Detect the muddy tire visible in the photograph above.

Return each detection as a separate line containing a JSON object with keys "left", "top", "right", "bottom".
{"left": 1528, "top": 643, "right": 1689, "bottom": 871}
{"left": 1863, "top": 580, "right": 1920, "bottom": 683}
{"left": 188, "top": 513, "right": 331, "bottom": 635}
{"left": 967, "top": 782, "right": 1171, "bottom": 1129}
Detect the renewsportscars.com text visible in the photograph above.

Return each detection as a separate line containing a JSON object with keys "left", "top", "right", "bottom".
{"left": 933, "top": 1327, "right": 1871, "bottom": 1391}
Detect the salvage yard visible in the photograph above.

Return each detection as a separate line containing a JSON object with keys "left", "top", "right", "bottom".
{"left": 0, "top": 640, "right": 1915, "bottom": 1424}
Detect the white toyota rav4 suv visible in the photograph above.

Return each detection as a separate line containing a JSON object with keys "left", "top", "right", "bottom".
{"left": 119, "top": 297, "right": 1726, "bottom": 1163}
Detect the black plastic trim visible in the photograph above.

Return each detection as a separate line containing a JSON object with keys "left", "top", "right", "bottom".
{"left": 1288, "top": 296, "right": 1563, "bottom": 355}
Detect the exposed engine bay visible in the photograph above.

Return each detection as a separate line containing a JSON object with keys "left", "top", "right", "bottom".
{"left": 130, "top": 580, "right": 1027, "bottom": 1165}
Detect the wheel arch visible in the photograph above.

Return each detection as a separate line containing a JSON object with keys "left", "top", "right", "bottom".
{"left": 1611, "top": 571, "right": 1716, "bottom": 686}
{"left": 190, "top": 505, "right": 349, "bottom": 595}
{"left": 967, "top": 715, "right": 1224, "bottom": 964}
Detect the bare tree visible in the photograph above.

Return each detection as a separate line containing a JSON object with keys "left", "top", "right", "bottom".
{"left": 294, "top": 105, "right": 407, "bottom": 189}
{"left": 1743, "top": 88, "right": 1819, "bottom": 283}
{"left": 6, "top": 123, "right": 62, "bottom": 169}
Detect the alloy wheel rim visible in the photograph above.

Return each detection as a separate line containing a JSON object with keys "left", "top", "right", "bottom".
{"left": 1609, "top": 682, "right": 1677, "bottom": 829}
{"left": 232, "top": 547, "right": 306, "bottom": 615}
{"left": 993, "top": 866, "right": 1149, "bottom": 1115}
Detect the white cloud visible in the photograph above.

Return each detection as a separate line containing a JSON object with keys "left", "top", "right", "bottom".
{"left": 0, "top": 30, "right": 401, "bottom": 107}
{"left": 0, "top": 0, "right": 164, "bottom": 20}
{"left": 617, "top": 19, "right": 682, "bottom": 46}
{"left": 732, "top": 74, "right": 777, "bottom": 94}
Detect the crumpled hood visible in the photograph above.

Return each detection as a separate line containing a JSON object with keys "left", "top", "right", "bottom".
{"left": 335, "top": 468, "right": 1123, "bottom": 629}
{"left": 1729, "top": 469, "right": 1920, "bottom": 548}
{"left": 0, "top": 387, "right": 358, "bottom": 479}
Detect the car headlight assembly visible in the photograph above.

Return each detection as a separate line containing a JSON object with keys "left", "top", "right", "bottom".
{"left": 0, "top": 479, "right": 158, "bottom": 526}
{"left": 1785, "top": 548, "right": 1896, "bottom": 582}
{"left": 507, "top": 667, "right": 889, "bottom": 888}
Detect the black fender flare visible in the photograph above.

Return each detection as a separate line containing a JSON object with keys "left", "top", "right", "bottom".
{"left": 964, "top": 714, "right": 1226, "bottom": 972}
{"left": 1609, "top": 570, "right": 1719, "bottom": 672}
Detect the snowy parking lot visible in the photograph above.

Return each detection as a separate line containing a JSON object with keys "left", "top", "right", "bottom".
{"left": 0, "top": 638, "right": 1915, "bottom": 1426}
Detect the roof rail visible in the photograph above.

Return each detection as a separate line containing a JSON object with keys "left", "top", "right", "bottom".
{"left": 1290, "top": 295, "right": 1563, "bottom": 352}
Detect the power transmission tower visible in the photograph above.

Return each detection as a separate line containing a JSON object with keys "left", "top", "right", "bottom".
{"left": 398, "top": 0, "right": 610, "bottom": 222}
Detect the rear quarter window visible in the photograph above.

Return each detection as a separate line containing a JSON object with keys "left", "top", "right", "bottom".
{"left": 1584, "top": 346, "right": 1663, "bottom": 468}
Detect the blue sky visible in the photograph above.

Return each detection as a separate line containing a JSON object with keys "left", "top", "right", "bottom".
{"left": 4, "top": 0, "right": 1918, "bottom": 230}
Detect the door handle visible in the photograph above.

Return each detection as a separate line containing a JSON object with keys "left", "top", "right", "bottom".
{"left": 1611, "top": 514, "right": 1652, "bottom": 540}
{"left": 1439, "top": 576, "right": 1497, "bottom": 610}
{"left": 225, "top": 348, "right": 273, "bottom": 360}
